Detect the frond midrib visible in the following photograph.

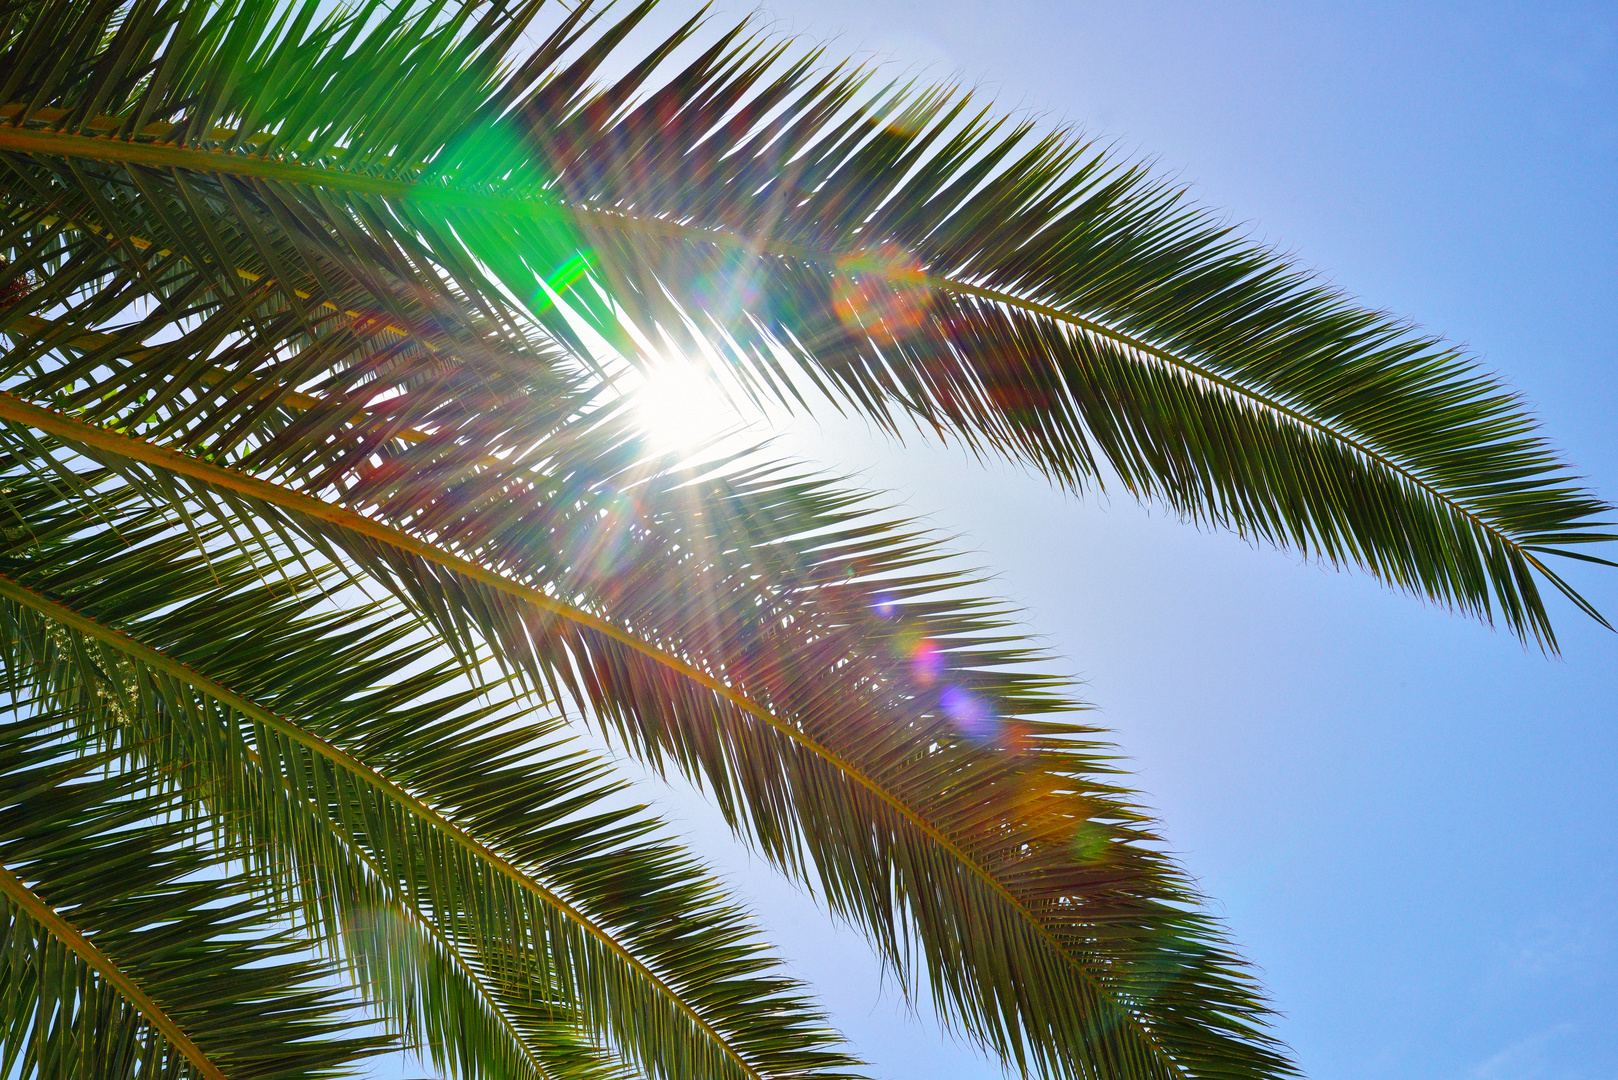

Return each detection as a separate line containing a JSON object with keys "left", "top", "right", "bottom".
{"left": 0, "top": 859, "right": 225, "bottom": 1080}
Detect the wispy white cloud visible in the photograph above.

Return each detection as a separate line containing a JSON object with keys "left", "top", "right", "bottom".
{"left": 1471, "top": 1023, "right": 1576, "bottom": 1080}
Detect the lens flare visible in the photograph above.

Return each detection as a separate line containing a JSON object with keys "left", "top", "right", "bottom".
{"left": 909, "top": 638, "right": 944, "bottom": 685}
{"left": 834, "top": 245, "right": 931, "bottom": 339}
{"left": 686, "top": 251, "right": 761, "bottom": 325}
{"left": 941, "top": 684, "right": 1000, "bottom": 742}
{"left": 570, "top": 491, "right": 640, "bottom": 581}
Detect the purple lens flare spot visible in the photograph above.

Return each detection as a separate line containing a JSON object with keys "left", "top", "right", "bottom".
{"left": 941, "top": 684, "right": 999, "bottom": 742}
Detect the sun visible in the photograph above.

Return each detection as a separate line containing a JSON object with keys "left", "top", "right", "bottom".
{"left": 627, "top": 361, "right": 750, "bottom": 454}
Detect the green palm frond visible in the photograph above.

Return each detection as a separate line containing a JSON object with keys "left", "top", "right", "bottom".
{"left": 0, "top": 0, "right": 1609, "bottom": 1079}
{"left": 0, "top": 455, "right": 863, "bottom": 1080}
{"left": 4, "top": 0, "right": 1606, "bottom": 645}
{"left": 0, "top": 388, "right": 1291, "bottom": 1079}
{"left": 0, "top": 705, "right": 385, "bottom": 1080}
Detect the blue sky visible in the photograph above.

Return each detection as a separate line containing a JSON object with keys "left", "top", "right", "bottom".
{"left": 622, "top": 3, "right": 1617, "bottom": 1080}
{"left": 379, "top": 2, "right": 1616, "bottom": 1078}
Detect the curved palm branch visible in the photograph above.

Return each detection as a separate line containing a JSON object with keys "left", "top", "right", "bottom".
{"left": 0, "top": 456, "right": 862, "bottom": 1080}
{"left": 0, "top": 333, "right": 1288, "bottom": 1079}
{"left": 3, "top": 0, "right": 1607, "bottom": 644}
{"left": 0, "top": 705, "right": 385, "bottom": 1079}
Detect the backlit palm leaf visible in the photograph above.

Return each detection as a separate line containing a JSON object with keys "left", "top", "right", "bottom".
{"left": 0, "top": 706, "right": 383, "bottom": 1079}
{"left": 0, "top": 454, "right": 861, "bottom": 1080}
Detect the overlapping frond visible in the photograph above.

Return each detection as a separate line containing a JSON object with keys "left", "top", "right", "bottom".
{"left": 434, "top": 4, "right": 1616, "bottom": 648}
{"left": 0, "top": 384, "right": 1292, "bottom": 1080}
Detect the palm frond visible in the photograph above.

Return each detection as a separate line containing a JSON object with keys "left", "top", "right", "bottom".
{"left": 0, "top": 0, "right": 1307, "bottom": 1052}
{"left": 0, "top": 704, "right": 384, "bottom": 1079}
{"left": 0, "top": 457, "right": 863, "bottom": 1080}
{"left": 0, "top": 570, "right": 611, "bottom": 1080}
{"left": 0, "top": 393, "right": 1292, "bottom": 1080}
{"left": 9, "top": 0, "right": 1603, "bottom": 645}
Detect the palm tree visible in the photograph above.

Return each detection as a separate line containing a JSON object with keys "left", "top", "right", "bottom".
{"left": 0, "top": 0, "right": 1609, "bottom": 1078}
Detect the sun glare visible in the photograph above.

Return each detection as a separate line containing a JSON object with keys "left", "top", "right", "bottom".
{"left": 628, "top": 362, "right": 749, "bottom": 454}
